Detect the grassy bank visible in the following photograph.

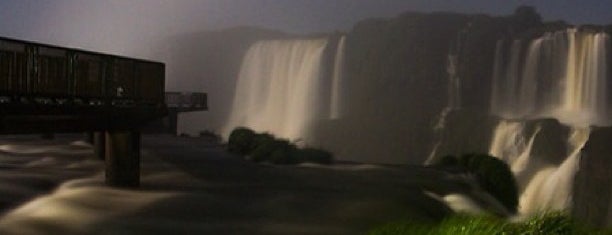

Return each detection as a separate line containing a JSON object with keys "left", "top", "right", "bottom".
{"left": 368, "top": 212, "right": 612, "bottom": 235}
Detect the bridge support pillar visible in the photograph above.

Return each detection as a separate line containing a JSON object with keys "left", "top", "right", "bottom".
{"left": 85, "top": 132, "right": 94, "bottom": 144}
{"left": 105, "top": 130, "right": 140, "bottom": 188}
{"left": 93, "top": 132, "right": 106, "bottom": 160}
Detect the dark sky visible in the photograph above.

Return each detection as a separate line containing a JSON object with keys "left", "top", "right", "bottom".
{"left": 0, "top": 0, "right": 611, "bottom": 59}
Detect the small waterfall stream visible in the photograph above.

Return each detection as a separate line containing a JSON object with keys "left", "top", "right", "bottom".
{"left": 330, "top": 36, "right": 346, "bottom": 120}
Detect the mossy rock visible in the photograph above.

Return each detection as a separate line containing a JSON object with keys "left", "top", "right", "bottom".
{"left": 227, "top": 128, "right": 335, "bottom": 165}
{"left": 462, "top": 153, "right": 518, "bottom": 214}
{"left": 434, "top": 153, "right": 518, "bottom": 214}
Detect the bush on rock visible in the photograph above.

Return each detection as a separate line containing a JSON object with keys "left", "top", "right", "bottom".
{"left": 227, "top": 127, "right": 334, "bottom": 165}
{"left": 227, "top": 127, "right": 256, "bottom": 155}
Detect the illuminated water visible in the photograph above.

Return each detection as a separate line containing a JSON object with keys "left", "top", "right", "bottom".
{"left": 491, "top": 29, "right": 609, "bottom": 126}
{"left": 223, "top": 39, "right": 328, "bottom": 141}
{"left": 0, "top": 135, "right": 484, "bottom": 234}
{"left": 330, "top": 36, "right": 346, "bottom": 120}
{"left": 485, "top": 29, "right": 609, "bottom": 216}
{"left": 517, "top": 128, "right": 589, "bottom": 214}
{"left": 426, "top": 52, "right": 462, "bottom": 164}
{"left": 488, "top": 122, "right": 590, "bottom": 215}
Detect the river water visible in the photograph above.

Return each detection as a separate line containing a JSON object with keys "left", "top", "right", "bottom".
{"left": 0, "top": 134, "right": 494, "bottom": 235}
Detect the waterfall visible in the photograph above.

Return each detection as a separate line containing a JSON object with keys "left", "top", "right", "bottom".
{"left": 489, "top": 121, "right": 528, "bottom": 164}
{"left": 491, "top": 40, "right": 523, "bottom": 118}
{"left": 330, "top": 36, "right": 346, "bottom": 120}
{"left": 486, "top": 29, "right": 609, "bottom": 216}
{"left": 223, "top": 39, "right": 328, "bottom": 141}
{"left": 517, "top": 39, "right": 541, "bottom": 116}
{"left": 559, "top": 31, "right": 608, "bottom": 125}
{"left": 490, "top": 29, "right": 609, "bottom": 126}
{"left": 447, "top": 53, "right": 461, "bottom": 110}
{"left": 488, "top": 121, "right": 541, "bottom": 186}
{"left": 488, "top": 121, "right": 590, "bottom": 215}
{"left": 490, "top": 40, "right": 505, "bottom": 116}
{"left": 435, "top": 53, "right": 462, "bottom": 131}
{"left": 425, "top": 51, "right": 462, "bottom": 164}
{"left": 519, "top": 128, "right": 589, "bottom": 214}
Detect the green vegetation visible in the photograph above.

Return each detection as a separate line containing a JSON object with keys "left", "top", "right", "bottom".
{"left": 434, "top": 153, "right": 518, "bottom": 214}
{"left": 227, "top": 127, "right": 334, "bottom": 165}
{"left": 368, "top": 212, "right": 611, "bottom": 235}
{"left": 227, "top": 127, "right": 256, "bottom": 155}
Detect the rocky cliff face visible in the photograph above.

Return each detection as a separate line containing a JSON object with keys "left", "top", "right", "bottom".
{"left": 575, "top": 128, "right": 612, "bottom": 226}
{"left": 312, "top": 9, "right": 547, "bottom": 164}
{"left": 168, "top": 9, "right": 551, "bottom": 164}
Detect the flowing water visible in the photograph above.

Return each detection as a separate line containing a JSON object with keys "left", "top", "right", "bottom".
{"left": 487, "top": 122, "right": 591, "bottom": 214}
{"left": 426, "top": 51, "right": 461, "bottom": 164}
{"left": 487, "top": 28, "right": 607, "bottom": 216}
{"left": 330, "top": 36, "right": 346, "bottom": 120}
{"left": 0, "top": 135, "right": 480, "bottom": 235}
{"left": 223, "top": 39, "right": 328, "bottom": 141}
{"left": 517, "top": 128, "right": 589, "bottom": 214}
{"left": 490, "top": 29, "right": 609, "bottom": 126}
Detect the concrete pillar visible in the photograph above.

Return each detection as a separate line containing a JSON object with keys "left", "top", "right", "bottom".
{"left": 93, "top": 132, "right": 106, "bottom": 160}
{"left": 105, "top": 130, "right": 140, "bottom": 188}
{"left": 85, "top": 132, "right": 94, "bottom": 144}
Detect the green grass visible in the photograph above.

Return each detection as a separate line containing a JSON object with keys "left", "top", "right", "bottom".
{"left": 368, "top": 212, "right": 612, "bottom": 235}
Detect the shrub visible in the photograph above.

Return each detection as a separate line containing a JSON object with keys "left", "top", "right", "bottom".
{"left": 269, "top": 142, "right": 299, "bottom": 164}
{"left": 227, "top": 128, "right": 335, "bottom": 165}
{"left": 251, "top": 132, "right": 275, "bottom": 148}
{"left": 250, "top": 136, "right": 283, "bottom": 162}
{"left": 227, "top": 127, "right": 256, "bottom": 155}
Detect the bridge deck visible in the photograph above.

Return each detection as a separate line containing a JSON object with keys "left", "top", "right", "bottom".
{"left": 0, "top": 36, "right": 166, "bottom": 134}
{"left": 0, "top": 36, "right": 169, "bottom": 187}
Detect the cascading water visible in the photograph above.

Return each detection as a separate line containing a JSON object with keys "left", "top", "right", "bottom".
{"left": 223, "top": 39, "right": 328, "bottom": 141}
{"left": 490, "top": 29, "right": 609, "bottom": 126}
{"left": 487, "top": 28, "right": 608, "bottom": 216}
{"left": 426, "top": 52, "right": 462, "bottom": 164}
{"left": 519, "top": 128, "right": 590, "bottom": 214}
{"left": 488, "top": 122, "right": 591, "bottom": 215}
{"left": 329, "top": 36, "right": 346, "bottom": 120}
{"left": 489, "top": 121, "right": 541, "bottom": 179}
{"left": 560, "top": 32, "right": 608, "bottom": 124}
